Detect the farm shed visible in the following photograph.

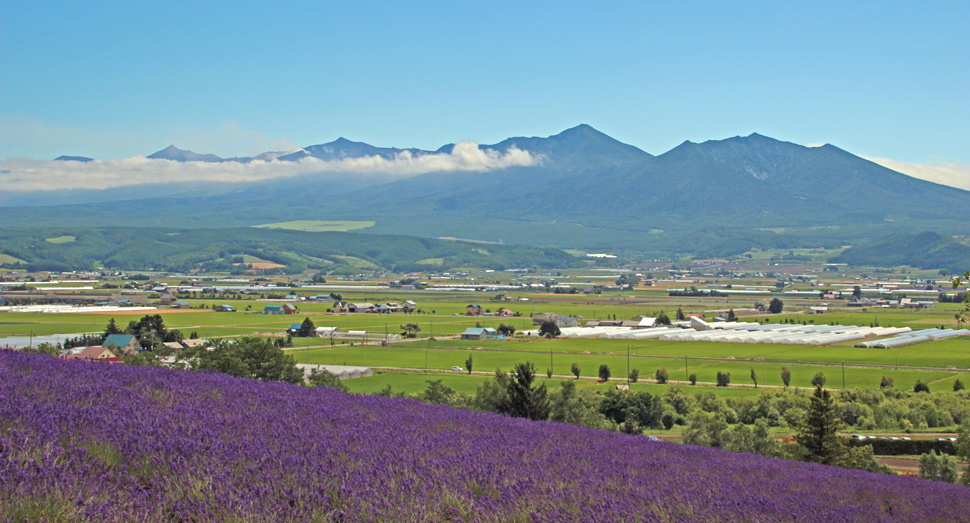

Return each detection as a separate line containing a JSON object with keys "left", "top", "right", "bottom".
{"left": 263, "top": 305, "right": 283, "bottom": 315}
{"left": 214, "top": 304, "right": 235, "bottom": 312}
{"left": 315, "top": 327, "right": 340, "bottom": 336}
{"left": 348, "top": 303, "right": 374, "bottom": 313}
{"left": 460, "top": 327, "right": 497, "bottom": 340}
{"left": 281, "top": 304, "right": 298, "bottom": 314}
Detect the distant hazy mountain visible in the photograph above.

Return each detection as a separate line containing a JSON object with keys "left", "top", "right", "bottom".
{"left": 147, "top": 145, "right": 225, "bottom": 163}
{"left": 11, "top": 125, "right": 970, "bottom": 255}
{"left": 53, "top": 155, "right": 93, "bottom": 162}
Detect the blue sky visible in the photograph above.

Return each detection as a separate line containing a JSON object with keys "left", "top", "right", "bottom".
{"left": 2, "top": 0, "right": 967, "bottom": 170}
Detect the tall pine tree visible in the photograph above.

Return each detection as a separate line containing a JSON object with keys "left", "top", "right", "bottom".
{"left": 796, "top": 386, "right": 845, "bottom": 465}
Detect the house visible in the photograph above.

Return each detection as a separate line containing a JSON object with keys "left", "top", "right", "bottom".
{"left": 0, "top": 298, "right": 9, "bottom": 306}
{"left": 460, "top": 327, "right": 497, "bottom": 340}
{"left": 809, "top": 306, "right": 828, "bottom": 315}
{"left": 532, "top": 312, "right": 558, "bottom": 326}
{"left": 285, "top": 294, "right": 301, "bottom": 301}
{"left": 497, "top": 308, "right": 514, "bottom": 317}
{"left": 281, "top": 304, "right": 298, "bottom": 314}
{"left": 385, "top": 302, "right": 401, "bottom": 312}
{"left": 331, "top": 301, "right": 349, "bottom": 312}
{"left": 102, "top": 334, "right": 139, "bottom": 354}
{"left": 287, "top": 323, "right": 306, "bottom": 335}
{"left": 181, "top": 339, "right": 208, "bottom": 349}
{"left": 557, "top": 315, "right": 579, "bottom": 328}
{"left": 172, "top": 300, "right": 191, "bottom": 309}
{"left": 348, "top": 303, "right": 375, "bottom": 313}
{"left": 76, "top": 346, "right": 117, "bottom": 360}
{"left": 214, "top": 304, "right": 235, "bottom": 312}
{"left": 466, "top": 304, "right": 484, "bottom": 316}
{"left": 402, "top": 300, "right": 417, "bottom": 312}
{"left": 162, "top": 342, "right": 184, "bottom": 350}
{"left": 263, "top": 305, "right": 284, "bottom": 315}
{"left": 636, "top": 317, "right": 657, "bottom": 329}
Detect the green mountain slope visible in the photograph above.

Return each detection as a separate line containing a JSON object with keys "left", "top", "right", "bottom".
{"left": 830, "top": 231, "right": 970, "bottom": 272}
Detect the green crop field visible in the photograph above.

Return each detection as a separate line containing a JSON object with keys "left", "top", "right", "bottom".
{"left": 44, "top": 235, "right": 76, "bottom": 244}
{"left": 253, "top": 220, "right": 375, "bottom": 232}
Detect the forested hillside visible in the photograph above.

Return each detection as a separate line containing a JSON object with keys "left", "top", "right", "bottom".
{"left": 0, "top": 227, "right": 582, "bottom": 273}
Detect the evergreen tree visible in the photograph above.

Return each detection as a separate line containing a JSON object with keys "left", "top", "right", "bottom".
{"left": 499, "top": 361, "right": 550, "bottom": 421}
{"left": 465, "top": 354, "right": 473, "bottom": 374}
{"left": 796, "top": 386, "right": 845, "bottom": 465}
{"left": 750, "top": 368, "right": 758, "bottom": 388}
{"left": 299, "top": 317, "right": 316, "bottom": 338}
{"left": 954, "top": 378, "right": 965, "bottom": 392}
{"left": 103, "top": 318, "right": 122, "bottom": 339}
{"left": 598, "top": 364, "right": 611, "bottom": 382}
{"left": 675, "top": 307, "right": 685, "bottom": 321}
{"left": 780, "top": 367, "right": 791, "bottom": 388}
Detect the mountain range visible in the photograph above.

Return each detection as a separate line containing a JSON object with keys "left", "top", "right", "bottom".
{"left": 8, "top": 124, "right": 970, "bottom": 255}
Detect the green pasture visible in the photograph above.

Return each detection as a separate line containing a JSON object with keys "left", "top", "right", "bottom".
{"left": 342, "top": 370, "right": 765, "bottom": 398}
{"left": 289, "top": 343, "right": 964, "bottom": 392}
{"left": 0, "top": 254, "right": 24, "bottom": 264}
{"left": 252, "top": 220, "right": 375, "bottom": 232}
{"left": 44, "top": 235, "right": 76, "bottom": 244}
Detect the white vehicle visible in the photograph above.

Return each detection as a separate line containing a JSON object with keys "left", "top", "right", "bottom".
{"left": 451, "top": 366, "right": 464, "bottom": 372}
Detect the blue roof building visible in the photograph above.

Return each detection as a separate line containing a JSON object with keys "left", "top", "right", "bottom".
{"left": 102, "top": 334, "right": 139, "bottom": 354}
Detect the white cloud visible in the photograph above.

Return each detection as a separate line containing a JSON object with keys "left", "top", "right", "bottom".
{"left": 0, "top": 142, "right": 539, "bottom": 191}
{"left": 863, "top": 156, "right": 970, "bottom": 191}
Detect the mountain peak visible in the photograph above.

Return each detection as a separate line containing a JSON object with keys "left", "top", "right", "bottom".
{"left": 148, "top": 145, "right": 224, "bottom": 163}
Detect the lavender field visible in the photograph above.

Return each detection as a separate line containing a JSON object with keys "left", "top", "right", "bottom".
{"left": 1, "top": 351, "right": 968, "bottom": 522}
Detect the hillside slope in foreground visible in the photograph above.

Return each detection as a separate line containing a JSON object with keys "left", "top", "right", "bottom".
{"left": 1, "top": 352, "right": 968, "bottom": 522}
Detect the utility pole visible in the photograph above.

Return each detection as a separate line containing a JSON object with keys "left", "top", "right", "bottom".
{"left": 685, "top": 354, "right": 688, "bottom": 381}
{"left": 841, "top": 361, "right": 845, "bottom": 389}
{"left": 627, "top": 343, "right": 630, "bottom": 387}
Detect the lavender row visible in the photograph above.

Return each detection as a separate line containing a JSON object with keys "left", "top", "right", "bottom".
{"left": 1, "top": 350, "right": 967, "bottom": 522}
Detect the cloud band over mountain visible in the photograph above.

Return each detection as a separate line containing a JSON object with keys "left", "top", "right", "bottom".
{"left": 0, "top": 142, "right": 538, "bottom": 191}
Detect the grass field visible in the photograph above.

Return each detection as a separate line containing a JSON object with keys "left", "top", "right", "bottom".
{"left": 253, "top": 220, "right": 375, "bottom": 232}
{"left": 44, "top": 235, "right": 75, "bottom": 244}
{"left": 342, "top": 370, "right": 767, "bottom": 397}
{"left": 0, "top": 254, "right": 25, "bottom": 264}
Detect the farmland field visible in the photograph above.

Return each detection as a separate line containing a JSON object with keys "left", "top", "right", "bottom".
{"left": 253, "top": 220, "right": 375, "bottom": 232}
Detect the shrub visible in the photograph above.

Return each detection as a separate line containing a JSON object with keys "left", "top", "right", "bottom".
{"left": 598, "top": 364, "right": 611, "bottom": 382}
{"left": 811, "top": 372, "right": 827, "bottom": 388}
{"left": 571, "top": 362, "right": 581, "bottom": 379}
{"left": 914, "top": 380, "right": 930, "bottom": 393}
{"left": 780, "top": 367, "right": 791, "bottom": 388}
{"left": 689, "top": 373, "right": 697, "bottom": 385}
{"left": 953, "top": 379, "right": 965, "bottom": 392}
{"left": 629, "top": 368, "right": 639, "bottom": 383}
{"left": 655, "top": 367, "right": 669, "bottom": 384}
{"left": 880, "top": 376, "right": 894, "bottom": 389}
{"left": 716, "top": 371, "right": 731, "bottom": 387}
